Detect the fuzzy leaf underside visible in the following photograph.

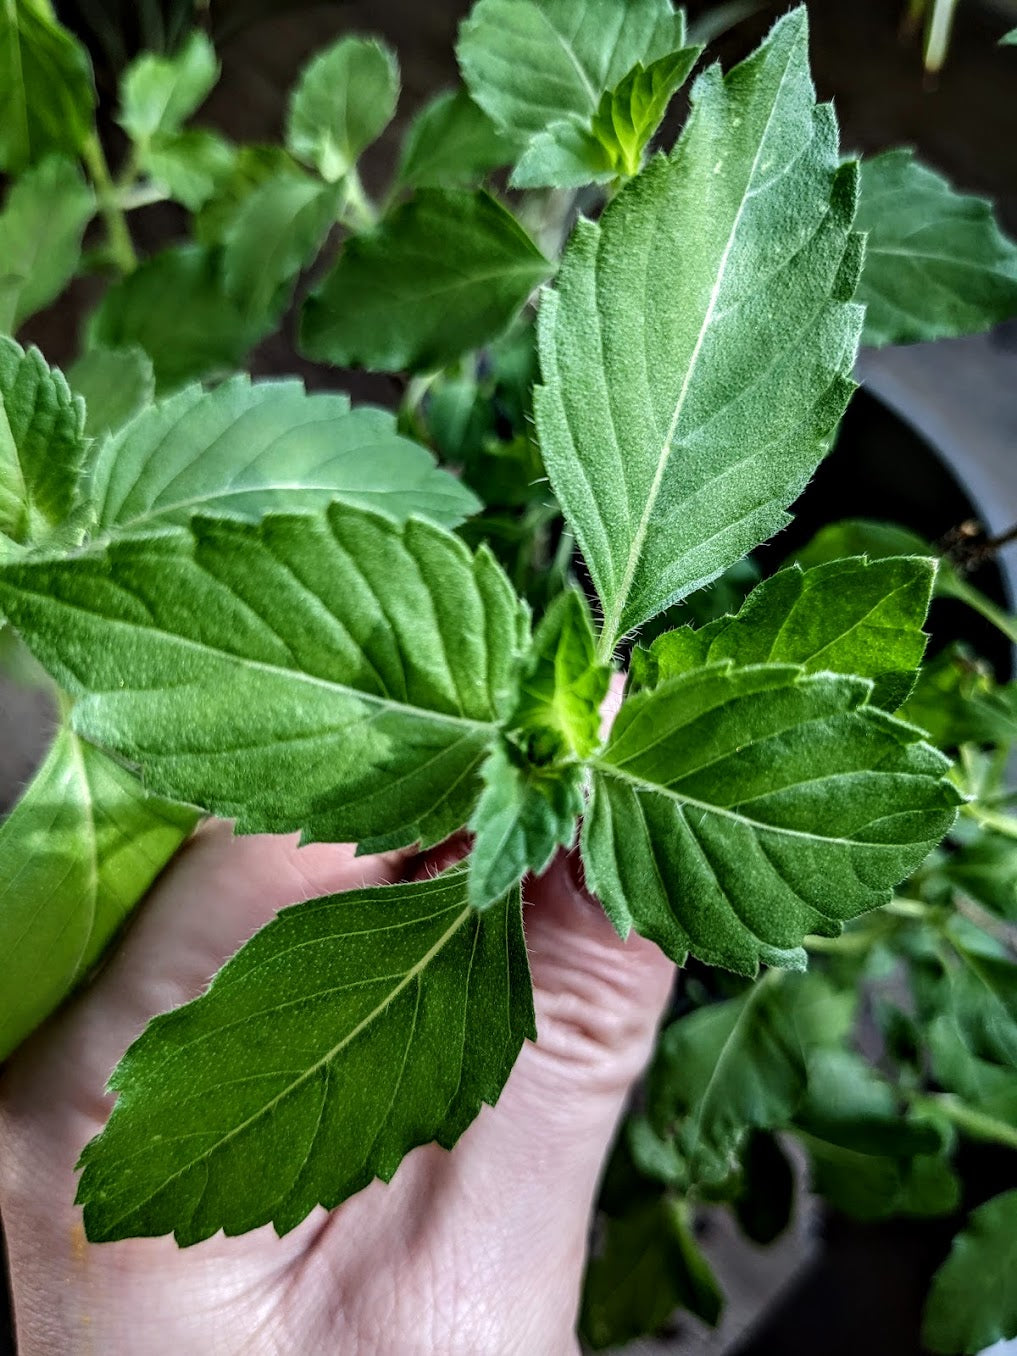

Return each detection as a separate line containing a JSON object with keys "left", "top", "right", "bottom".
{"left": 76, "top": 869, "right": 535, "bottom": 1244}
{"left": 458, "top": 0, "right": 686, "bottom": 141}
{"left": 632, "top": 555, "right": 936, "bottom": 710}
{"left": 0, "top": 502, "right": 528, "bottom": 851}
{"left": 87, "top": 376, "right": 480, "bottom": 536}
{"left": 856, "top": 149, "right": 1017, "bottom": 347}
{"left": 0, "top": 724, "right": 197, "bottom": 1059}
{"left": 582, "top": 663, "right": 959, "bottom": 974}
{"left": 535, "top": 10, "right": 863, "bottom": 648}
{"left": 301, "top": 190, "right": 552, "bottom": 373}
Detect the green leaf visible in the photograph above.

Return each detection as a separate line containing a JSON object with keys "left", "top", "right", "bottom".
{"left": 802, "top": 1133, "right": 959, "bottom": 1222}
{"left": 900, "top": 645, "right": 1017, "bottom": 751}
{"left": 117, "top": 30, "right": 218, "bottom": 144}
{"left": 458, "top": 0, "right": 686, "bottom": 142}
{"left": 632, "top": 556, "right": 935, "bottom": 711}
{"left": 222, "top": 173, "right": 342, "bottom": 321}
{"left": 0, "top": 0, "right": 95, "bottom": 173}
{"left": 856, "top": 149, "right": 1017, "bottom": 347}
{"left": 76, "top": 868, "right": 534, "bottom": 1243}
{"left": 467, "top": 589, "right": 608, "bottom": 908}
{"left": 0, "top": 502, "right": 528, "bottom": 851}
{"left": 927, "top": 1015, "right": 1017, "bottom": 1124}
{"left": 1002, "top": 27, "right": 1017, "bottom": 45}
{"left": 301, "top": 190, "right": 551, "bottom": 373}
{"left": 582, "top": 1197, "right": 722, "bottom": 1349}
{"left": 512, "top": 46, "right": 700, "bottom": 189}
{"left": 923, "top": 1191, "right": 1017, "bottom": 1354}
{"left": 794, "top": 1048, "right": 943, "bottom": 1158}
{"left": 0, "top": 155, "right": 94, "bottom": 332}
{"left": 535, "top": 11, "right": 863, "bottom": 649}
{"left": 88, "top": 245, "right": 271, "bottom": 394}
{"left": 86, "top": 375, "right": 480, "bottom": 536}
{"left": 139, "top": 128, "right": 236, "bottom": 211}
{"left": 193, "top": 144, "right": 300, "bottom": 245}
{"left": 0, "top": 722, "right": 197, "bottom": 1060}
{"left": 68, "top": 346, "right": 155, "bottom": 439}
{"left": 0, "top": 336, "right": 87, "bottom": 556}
{"left": 945, "top": 943, "right": 1017, "bottom": 1071}
{"left": 942, "top": 833, "right": 1017, "bottom": 921}
{"left": 286, "top": 35, "right": 398, "bottom": 183}
{"left": 397, "top": 89, "right": 513, "bottom": 190}
{"left": 582, "top": 663, "right": 959, "bottom": 973}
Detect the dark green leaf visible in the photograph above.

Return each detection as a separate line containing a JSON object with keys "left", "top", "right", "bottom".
{"left": 139, "top": 128, "right": 236, "bottom": 211}
{"left": 794, "top": 1048, "right": 943, "bottom": 1157}
{"left": 459, "top": 0, "right": 686, "bottom": 142}
{"left": 0, "top": 155, "right": 94, "bottom": 332}
{"left": 900, "top": 644, "right": 1017, "bottom": 751}
{"left": 397, "top": 89, "right": 513, "bottom": 190}
{"left": 923, "top": 1191, "right": 1017, "bottom": 1354}
{"left": 0, "top": 722, "right": 197, "bottom": 1059}
{"left": 286, "top": 36, "right": 398, "bottom": 182}
{"left": 734, "top": 1130, "right": 795, "bottom": 1245}
{"left": 802, "top": 1133, "right": 959, "bottom": 1222}
{"left": 0, "top": 503, "right": 527, "bottom": 851}
{"left": 87, "top": 376, "right": 480, "bottom": 535}
{"left": 68, "top": 346, "right": 155, "bottom": 439}
{"left": 193, "top": 144, "right": 300, "bottom": 246}
{"left": 943, "top": 834, "right": 1017, "bottom": 921}
{"left": 88, "top": 245, "right": 271, "bottom": 393}
{"left": 0, "top": 0, "right": 95, "bottom": 172}
{"left": 632, "top": 556, "right": 935, "bottom": 710}
{"left": 536, "top": 11, "right": 863, "bottom": 647}
{"left": 0, "top": 336, "right": 87, "bottom": 556}
{"left": 927, "top": 1015, "right": 1017, "bottom": 1124}
{"left": 117, "top": 30, "right": 218, "bottom": 144}
{"left": 856, "top": 149, "right": 1017, "bottom": 347}
{"left": 583, "top": 663, "right": 958, "bottom": 973}
{"left": 76, "top": 869, "right": 534, "bottom": 1243}
{"left": 222, "top": 173, "right": 342, "bottom": 321}
{"left": 582, "top": 1197, "right": 722, "bottom": 1349}
{"left": 301, "top": 190, "right": 551, "bottom": 372}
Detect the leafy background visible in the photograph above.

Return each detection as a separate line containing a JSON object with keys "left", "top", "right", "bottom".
{"left": 1, "top": 1, "right": 1017, "bottom": 1354}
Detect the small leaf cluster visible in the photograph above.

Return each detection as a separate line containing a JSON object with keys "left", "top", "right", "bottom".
{"left": 0, "top": 4, "right": 1016, "bottom": 1354}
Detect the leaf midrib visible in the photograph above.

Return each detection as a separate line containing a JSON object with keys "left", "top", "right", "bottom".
{"left": 97, "top": 902, "right": 475, "bottom": 1235}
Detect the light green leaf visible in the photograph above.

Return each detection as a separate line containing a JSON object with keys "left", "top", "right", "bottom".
{"left": 582, "top": 663, "right": 959, "bottom": 973}
{"left": 458, "top": 0, "right": 686, "bottom": 142}
{"left": 68, "top": 346, "right": 155, "bottom": 439}
{"left": 301, "top": 189, "right": 551, "bottom": 373}
{"left": 0, "top": 722, "right": 197, "bottom": 1060}
{"left": 945, "top": 943, "right": 1017, "bottom": 1071}
{"left": 794, "top": 1048, "right": 943, "bottom": 1158}
{"left": 535, "top": 11, "right": 863, "bottom": 651}
{"left": 76, "top": 868, "right": 534, "bottom": 1243}
{"left": 87, "top": 375, "right": 480, "bottom": 536}
{"left": 632, "top": 556, "right": 935, "bottom": 710}
{"left": 0, "top": 0, "right": 95, "bottom": 172}
{"left": 923, "top": 1190, "right": 1017, "bottom": 1354}
{"left": 0, "top": 155, "right": 94, "bottom": 333}
{"left": 88, "top": 245, "right": 271, "bottom": 394}
{"left": 139, "top": 128, "right": 236, "bottom": 211}
{"left": 286, "top": 35, "right": 398, "bottom": 182}
{"left": 117, "top": 30, "right": 218, "bottom": 144}
{"left": 512, "top": 46, "right": 700, "bottom": 188}
{"left": 856, "top": 149, "right": 1017, "bottom": 347}
{"left": 927, "top": 1015, "right": 1017, "bottom": 1124}
{"left": 942, "top": 833, "right": 1017, "bottom": 921}
{"left": 222, "top": 173, "right": 342, "bottom": 321}
{"left": 468, "top": 589, "right": 608, "bottom": 908}
{"left": 1003, "top": 27, "right": 1017, "bottom": 45}
{"left": 0, "top": 336, "right": 87, "bottom": 556}
{"left": 0, "top": 502, "right": 528, "bottom": 851}
{"left": 582, "top": 1197, "right": 722, "bottom": 1349}
{"left": 397, "top": 89, "right": 513, "bottom": 189}
{"left": 193, "top": 143, "right": 300, "bottom": 245}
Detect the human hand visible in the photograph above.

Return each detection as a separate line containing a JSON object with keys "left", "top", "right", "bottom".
{"left": 0, "top": 811, "right": 674, "bottom": 1356}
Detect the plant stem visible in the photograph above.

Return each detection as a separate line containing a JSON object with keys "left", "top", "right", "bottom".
{"left": 341, "top": 169, "right": 378, "bottom": 233}
{"left": 82, "top": 133, "right": 138, "bottom": 274}
{"left": 913, "top": 1093, "right": 1017, "bottom": 1152}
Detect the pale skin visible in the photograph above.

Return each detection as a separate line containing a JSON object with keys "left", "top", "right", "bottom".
{"left": 0, "top": 726, "right": 675, "bottom": 1356}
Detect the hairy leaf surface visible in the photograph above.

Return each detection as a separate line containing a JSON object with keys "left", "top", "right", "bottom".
{"left": 0, "top": 337, "right": 87, "bottom": 556}
{"left": 301, "top": 190, "right": 552, "bottom": 372}
{"left": 0, "top": 0, "right": 95, "bottom": 172}
{"left": 923, "top": 1190, "right": 1017, "bottom": 1354}
{"left": 632, "top": 556, "right": 935, "bottom": 709}
{"left": 397, "top": 89, "right": 513, "bottom": 189}
{"left": 0, "top": 503, "right": 527, "bottom": 850}
{"left": 582, "top": 663, "right": 959, "bottom": 973}
{"left": 458, "top": 0, "right": 686, "bottom": 141}
{"left": 286, "top": 36, "right": 398, "bottom": 182}
{"left": 0, "top": 723, "right": 197, "bottom": 1059}
{"left": 76, "top": 869, "right": 534, "bottom": 1243}
{"left": 87, "top": 376, "right": 480, "bottom": 536}
{"left": 0, "top": 156, "right": 94, "bottom": 333}
{"left": 856, "top": 150, "right": 1017, "bottom": 346}
{"left": 536, "top": 11, "right": 863, "bottom": 649}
